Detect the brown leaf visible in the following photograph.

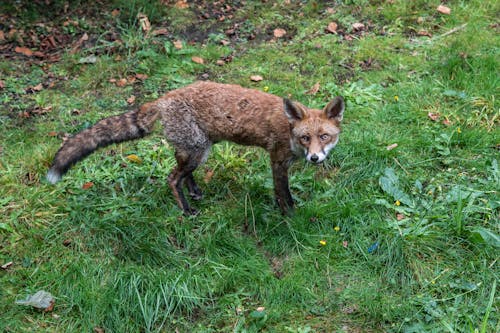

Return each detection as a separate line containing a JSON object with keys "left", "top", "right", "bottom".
{"left": 137, "top": 13, "right": 151, "bottom": 33}
{"left": 428, "top": 112, "right": 440, "bottom": 121}
{"left": 191, "top": 56, "right": 204, "bottom": 64}
{"left": 152, "top": 28, "right": 168, "bottom": 36}
{"left": 127, "top": 95, "right": 136, "bottom": 105}
{"left": 250, "top": 75, "right": 263, "bottom": 82}
{"left": 1, "top": 261, "right": 13, "bottom": 270}
{"left": 116, "top": 78, "right": 127, "bottom": 87}
{"left": 173, "top": 40, "right": 183, "bottom": 49}
{"left": 437, "top": 5, "right": 451, "bottom": 15}
{"left": 305, "top": 82, "right": 320, "bottom": 95}
{"left": 135, "top": 73, "right": 148, "bottom": 80}
{"left": 15, "top": 46, "right": 33, "bottom": 57}
{"left": 417, "top": 30, "right": 432, "bottom": 37}
{"left": 82, "top": 182, "right": 94, "bottom": 190}
{"left": 273, "top": 28, "right": 286, "bottom": 38}
{"left": 326, "top": 22, "right": 338, "bottom": 34}
{"left": 175, "top": 0, "right": 189, "bottom": 9}
{"left": 352, "top": 22, "right": 365, "bottom": 31}
{"left": 204, "top": 169, "right": 214, "bottom": 183}
{"left": 386, "top": 143, "right": 398, "bottom": 151}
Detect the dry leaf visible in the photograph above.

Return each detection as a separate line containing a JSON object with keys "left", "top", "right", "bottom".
{"left": 250, "top": 75, "right": 263, "bottom": 82}
{"left": 352, "top": 22, "right": 365, "bottom": 31}
{"left": 173, "top": 40, "right": 183, "bottom": 49}
{"left": 428, "top": 112, "right": 440, "bottom": 121}
{"left": 305, "top": 82, "right": 320, "bottom": 95}
{"left": 116, "top": 78, "right": 127, "bottom": 87}
{"left": 326, "top": 22, "right": 338, "bottom": 34}
{"left": 127, "top": 95, "right": 136, "bottom": 104}
{"left": 126, "top": 154, "right": 142, "bottom": 164}
{"left": 273, "top": 28, "right": 286, "bottom": 38}
{"left": 1, "top": 261, "right": 13, "bottom": 270}
{"left": 152, "top": 28, "right": 168, "bottom": 36}
{"left": 191, "top": 56, "right": 204, "bottom": 64}
{"left": 437, "top": 5, "right": 451, "bottom": 15}
{"left": 175, "top": 0, "right": 189, "bottom": 9}
{"left": 386, "top": 143, "right": 398, "bottom": 151}
{"left": 15, "top": 46, "right": 33, "bottom": 57}
{"left": 82, "top": 182, "right": 94, "bottom": 190}
{"left": 137, "top": 13, "right": 151, "bottom": 33}
{"left": 417, "top": 30, "right": 432, "bottom": 37}
{"left": 135, "top": 73, "right": 148, "bottom": 80}
{"left": 204, "top": 169, "right": 214, "bottom": 183}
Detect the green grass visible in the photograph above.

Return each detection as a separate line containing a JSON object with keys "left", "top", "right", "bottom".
{"left": 1, "top": 0, "right": 499, "bottom": 332}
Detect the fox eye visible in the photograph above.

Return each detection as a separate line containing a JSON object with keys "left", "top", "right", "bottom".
{"left": 301, "top": 135, "right": 311, "bottom": 143}
{"left": 320, "top": 134, "right": 330, "bottom": 141}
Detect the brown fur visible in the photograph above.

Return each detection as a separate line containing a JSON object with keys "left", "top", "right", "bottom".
{"left": 47, "top": 81, "right": 344, "bottom": 215}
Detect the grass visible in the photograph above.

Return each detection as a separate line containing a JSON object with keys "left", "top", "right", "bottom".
{"left": 0, "top": 0, "right": 499, "bottom": 332}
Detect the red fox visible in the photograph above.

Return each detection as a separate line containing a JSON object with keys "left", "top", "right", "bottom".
{"left": 47, "top": 81, "right": 345, "bottom": 215}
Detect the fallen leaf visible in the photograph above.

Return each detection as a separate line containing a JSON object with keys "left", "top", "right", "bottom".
{"left": 126, "top": 154, "right": 142, "bottom": 164}
{"left": 204, "top": 169, "right": 214, "bottom": 183}
{"left": 175, "top": 0, "right": 189, "bottom": 9}
{"left": 32, "top": 83, "right": 44, "bottom": 91}
{"left": 1, "top": 261, "right": 13, "bottom": 270}
{"left": 250, "top": 75, "right": 263, "bottom": 82}
{"left": 135, "top": 73, "right": 148, "bottom": 80}
{"left": 152, "top": 28, "right": 168, "bottom": 36}
{"left": 352, "top": 22, "right": 365, "bottom": 31}
{"left": 15, "top": 46, "right": 33, "bottom": 57}
{"left": 137, "top": 13, "right": 151, "bottom": 33}
{"left": 191, "top": 56, "right": 204, "bottom": 64}
{"left": 273, "top": 28, "right": 286, "bottom": 38}
{"left": 326, "top": 22, "right": 338, "bottom": 34}
{"left": 428, "top": 112, "right": 440, "bottom": 121}
{"left": 305, "top": 82, "right": 320, "bottom": 95}
{"left": 417, "top": 30, "right": 432, "bottom": 37}
{"left": 116, "top": 78, "right": 127, "bottom": 87}
{"left": 82, "top": 182, "right": 94, "bottom": 190}
{"left": 437, "top": 5, "right": 451, "bottom": 15}
{"left": 396, "top": 213, "right": 405, "bottom": 221}
{"left": 386, "top": 143, "right": 398, "bottom": 151}
{"left": 173, "top": 40, "right": 183, "bottom": 49}
{"left": 127, "top": 95, "right": 136, "bottom": 104}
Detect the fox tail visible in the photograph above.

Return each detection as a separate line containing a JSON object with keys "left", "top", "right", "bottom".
{"left": 46, "top": 104, "right": 159, "bottom": 184}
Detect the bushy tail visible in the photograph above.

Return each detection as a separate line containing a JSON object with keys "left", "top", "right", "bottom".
{"left": 47, "top": 104, "right": 159, "bottom": 184}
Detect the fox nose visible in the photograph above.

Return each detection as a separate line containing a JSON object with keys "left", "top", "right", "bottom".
{"left": 310, "top": 154, "right": 319, "bottom": 163}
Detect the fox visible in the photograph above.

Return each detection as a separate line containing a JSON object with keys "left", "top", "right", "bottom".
{"left": 47, "top": 81, "right": 345, "bottom": 215}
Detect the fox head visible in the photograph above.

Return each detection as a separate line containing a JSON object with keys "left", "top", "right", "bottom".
{"left": 283, "top": 96, "right": 345, "bottom": 164}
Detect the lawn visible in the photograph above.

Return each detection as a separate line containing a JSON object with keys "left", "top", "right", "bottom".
{"left": 0, "top": 0, "right": 498, "bottom": 332}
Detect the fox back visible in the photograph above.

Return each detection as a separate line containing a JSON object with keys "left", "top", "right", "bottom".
{"left": 47, "top": 81, "right": 345, "bottom": 215}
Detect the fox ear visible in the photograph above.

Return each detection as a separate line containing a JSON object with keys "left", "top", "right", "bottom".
{"left": 283, "top": 98, "right": 306, "bottom": 123}
{"left": 324, "top": 96, "right": 345, "bottom": 122}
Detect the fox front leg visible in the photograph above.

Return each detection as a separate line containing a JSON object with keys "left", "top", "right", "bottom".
{"left": 271, "top": 160, "right": 294, "bottom": 214}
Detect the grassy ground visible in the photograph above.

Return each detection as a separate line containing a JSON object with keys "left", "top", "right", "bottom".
{"left": 0, "top": 0, "right": 498, "bottom": 332}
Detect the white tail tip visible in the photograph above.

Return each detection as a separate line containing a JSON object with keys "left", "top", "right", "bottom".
{"left": 46, "top": 168, "right": 62, "bottom": 184}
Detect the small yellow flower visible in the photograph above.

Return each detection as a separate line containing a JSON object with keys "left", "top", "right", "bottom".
{"left": 334, "top": 226, "right": 340, "bottom": 232}
{"left": 395, "top": 200, "right": 401, "bottom": 206}
{"left": 394, "top": 95, "right": 399, "bottom": 102}
{"left": 457, "top": 127, "right": 461, "bottom": 134}
{"left": 319, "top": 240, "right": 327, "bottom": 246}
{"left": 263, "top": 86, "right": 269, "bottom": 92}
